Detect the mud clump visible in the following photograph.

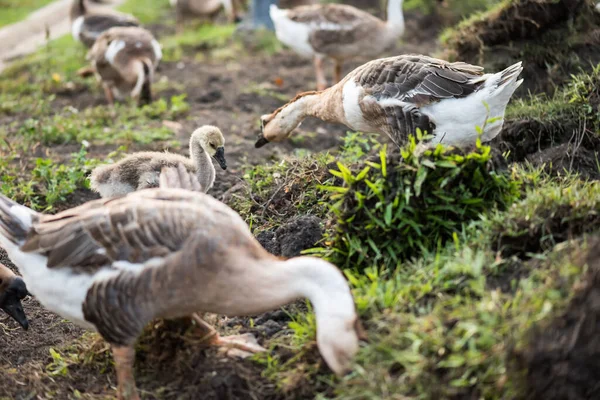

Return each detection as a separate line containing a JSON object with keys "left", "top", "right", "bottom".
{"left": 511, "top": 238, "right": 600, "bottom": 400}
{"left": 443, "top": 0, "right": 600, "bottom": 96}
{"left": 256, "top": 215, "right": 323, "bottom": 257}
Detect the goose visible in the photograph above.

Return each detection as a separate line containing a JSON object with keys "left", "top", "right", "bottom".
{"left": 0, "top": 263, "right": 30, "bottom": 330}
{"left": 71, "top": 0, "right": 140, "bottom": 48}
{"left": 87, "top": 26, "right": 162, "bottom": 106}
{"left": 255, "top": 54, "right": 524, "bottom": 149}
{"left": 270, "top": 0, "right": 405, "bottom": 90}
{"left": 171, "top": 0, "right": 243, "bottom": 33}
{"left": 90, "top": 125, "right": 227, "bottom": 197}
{"left": 0, "top": 187, "right": 362, "bottom": 400}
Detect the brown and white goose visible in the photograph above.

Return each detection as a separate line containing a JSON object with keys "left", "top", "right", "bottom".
{"left": 87, "top": 26, "right": 162, "bottom": 106}
{"left": 71, "top": 0, "right": 140, "bottom": 48}
{"left": 90, "top": 125, "right": 227, "bottom": 197}
{"left": 0, "top": 263, "right": 30, "bottom": 330}
{"left": 171, "top": 0, "right": 243, "bottom": 32}
{"left": 0, "top": 188, "right": 361, "bottom": 400}
{"left": 255, "top": 54, "right": 523, "bottom": 148}
{"left": 270, "top": 0, "right": 404, "bottom": 90}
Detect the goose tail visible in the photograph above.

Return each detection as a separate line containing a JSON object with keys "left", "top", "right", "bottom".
{"left": 0, "top": 196, "right": 37, "bottom": 247}
{"left": 159, "top": 163, "right": 203, "bottom": 192}
{"left": 478, "top": 61, "right": 523, "bottom": 109}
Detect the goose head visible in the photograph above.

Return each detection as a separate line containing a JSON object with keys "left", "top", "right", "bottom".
{"left": 255, "top": 91, "right": 323, "bottom": 148}
{"left": 192, "top": 125, "right": 227, "bottom": 170}
{"left": 317, "top": 314, "right": 364, "bottom": 375}
{"left": 0, "top": 263, "right": 30, "bottom": 330}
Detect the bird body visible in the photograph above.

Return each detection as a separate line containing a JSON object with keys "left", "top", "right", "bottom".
{"left": 87, "top": 26, "right": 162, "bottom": 105}
{"left": 0, "top": 188, "right": 360, "bottom": 399}
{"left": 70, "top": 0, "right": 139, "bottom": 48}
{"left": 90, "top": 126, "right": 227, "bottom": 197}
{"left": 256, "top": 55, "right": 523, "bottom": 148}
{"left": 270, "top": 0, "right": 405, "bottom": 89}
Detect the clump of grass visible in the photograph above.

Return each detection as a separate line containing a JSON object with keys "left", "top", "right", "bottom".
{"left": 228, "top": 153, "right": 333, "bottom": 232}
{"left": 490, "top": 176, "right": 600, "bottom": 258}
{"left": 321, "top": 135, "right": 521, "bottom": 270}
{"left": 0, "top": 146, "right": 104, "bottom": 211}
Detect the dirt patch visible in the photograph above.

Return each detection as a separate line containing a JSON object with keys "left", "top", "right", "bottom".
{"left": 494, "top": 118, "right": 600, "bottom": 180}
{"left": 256, "top": 215, "right": 323, "bottom": 257}
{"left": 443, "top": 0, "right": 600, "bottom": 96}
{"left": 511, "top": 237, "right": 600, "bottom": 400}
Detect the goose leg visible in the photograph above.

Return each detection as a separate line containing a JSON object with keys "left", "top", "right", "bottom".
{"left": 112, "top": 345, "right": 139, "bottom": 400}
{"left": 191, "top": 313, "right": 266, "bottom": 356}
{"left": 103, "top": 83, "right": 115, "bottom": 106}
{"left": 333, "top": 60, "right": 343, "bottom": 84}
{"left": 314, "top": 56, "right": 327, "bottom": 91}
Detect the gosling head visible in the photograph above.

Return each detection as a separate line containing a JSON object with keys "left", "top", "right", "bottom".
{"left": 192, "top": 125, "right": 227, "bottom": 170}
{"left": 0, "top": 264, "right": 30, "bottom": 330}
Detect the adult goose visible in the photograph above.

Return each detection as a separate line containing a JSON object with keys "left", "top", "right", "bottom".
{"left": 270, "top": 0, "right": 405, "bottom": 90}
{"left": 171, "top": 0, "right": 243, "bottom": 32}
{"left": 90, "top": 125, "right": 227, "bottom": 197}
{"left": 0, "top": 263, "right": 30, "bottom": 330}
{"left": 71, "top": 0, "right": 140, "bottom": 48}
{"left": 0, "top": 189, "right": 361, "bottom": 400}
{"left": 255, "top": 54, "right": 523, "bottom": 148}
{"left": 87, "top": 26, "right": 162, "bottom": 106}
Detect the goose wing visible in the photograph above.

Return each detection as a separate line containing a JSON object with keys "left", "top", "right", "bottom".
{"left": 288, "top": 5, "right": 379, "bottom": 52}
{"left": 79, "top": 13, "right": 139, "bottom": 45}
{"left": 355, "top": 55, "right": 485, "bottom": 140}
{"left": 19, "top": 189, "right": 237, "bottom": 271}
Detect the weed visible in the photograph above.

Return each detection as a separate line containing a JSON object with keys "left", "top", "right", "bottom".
{"left": 321, "top": 135, "right": 521, "bottom": 270}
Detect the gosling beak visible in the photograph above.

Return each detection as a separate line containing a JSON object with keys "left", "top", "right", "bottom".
{"left": 255, "top": 134, "right": 269, "bottom": 148}
{"left": 1, "top": 279, "right": 30, "bottom": 330}
{"left": 213, "top": 146, "right": 227, "bottom": 170}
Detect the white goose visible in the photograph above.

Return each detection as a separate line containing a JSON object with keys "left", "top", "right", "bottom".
{"left": 270, "top": 0, "right": 405, "bottom": 90}
{"left": 0, "top": 182, "right": 361, "bottom": 400}
{"left": 255, "top": 54, "right": 524, "bottom": 148}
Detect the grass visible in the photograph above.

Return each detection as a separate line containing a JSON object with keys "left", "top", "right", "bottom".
{"left": 0, "top": 0, "right": 56, "bottom": 28}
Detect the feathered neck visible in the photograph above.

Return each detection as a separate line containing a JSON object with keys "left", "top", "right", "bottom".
{"left": 189, "top": 135, "right": 215, "bottom": 192}
{"left": 386, "top": 0, "right": 405, "bottom": 36}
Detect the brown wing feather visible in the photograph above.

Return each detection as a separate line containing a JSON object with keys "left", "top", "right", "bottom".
{"left": 356, "top": 55, "right": 485, "bottom": 107}
{"left": 287, "top": 4, "right": 376, "bottom": 26}
{"left": 19, "top": 190, "right": 227, "bottom": 270}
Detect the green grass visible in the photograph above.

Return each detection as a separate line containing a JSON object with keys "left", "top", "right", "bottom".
{"left": 319, "top": 134, "right": 521, "bottom": 270}
{"left": 0, "top": 0, "right": 56, "bottom": 28}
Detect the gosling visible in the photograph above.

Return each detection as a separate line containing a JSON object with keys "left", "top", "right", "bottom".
{"left": 90, "top": 125, "right": 227, "bottom": 197}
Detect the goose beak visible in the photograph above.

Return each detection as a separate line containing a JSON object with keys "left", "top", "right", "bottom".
{"left": 255, "top": 134, "right": 269, "bottom": 148}
{"left": 0, "top": 278, "right": 30, "bottom": 330}
{"left": 214, "top": 147, "right": 227, "bottom": 170}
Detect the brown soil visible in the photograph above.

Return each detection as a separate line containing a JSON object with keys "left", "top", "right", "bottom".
{"left": 444, "top": 0, "right": 600, "bottom": 96}
{"left": 511, "top": 237, "right": 600, "bottom": 400}
{"left": 0, "top": 9, "right": 442, "bottom": 400}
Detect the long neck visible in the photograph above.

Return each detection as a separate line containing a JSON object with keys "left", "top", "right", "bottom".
{"left": 189, "top": 139, "right": 215, "bottom": 192}
{"left": 386, "top": 0, "right": 405, "bottom": 35}
{"left": 226, "top": 256, "right": 356, "bottom": 319}
{"left": 71, "top": 0, "right": 86, "bottom": 19}
{"left": 294, "top": 88, "right": 345, "bottom": 125}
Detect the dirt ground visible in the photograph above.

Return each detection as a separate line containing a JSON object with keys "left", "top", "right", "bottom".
{"left": 0, "top": 3, "right": 598, "bottom": 399}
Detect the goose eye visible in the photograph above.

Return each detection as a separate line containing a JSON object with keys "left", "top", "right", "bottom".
{"left": 260, "top": 118, "right": 266, "bottom": 131}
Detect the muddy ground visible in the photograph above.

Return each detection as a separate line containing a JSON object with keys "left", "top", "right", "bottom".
{"left": 0, "top": 4, "right": 598, "bottom": 400}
